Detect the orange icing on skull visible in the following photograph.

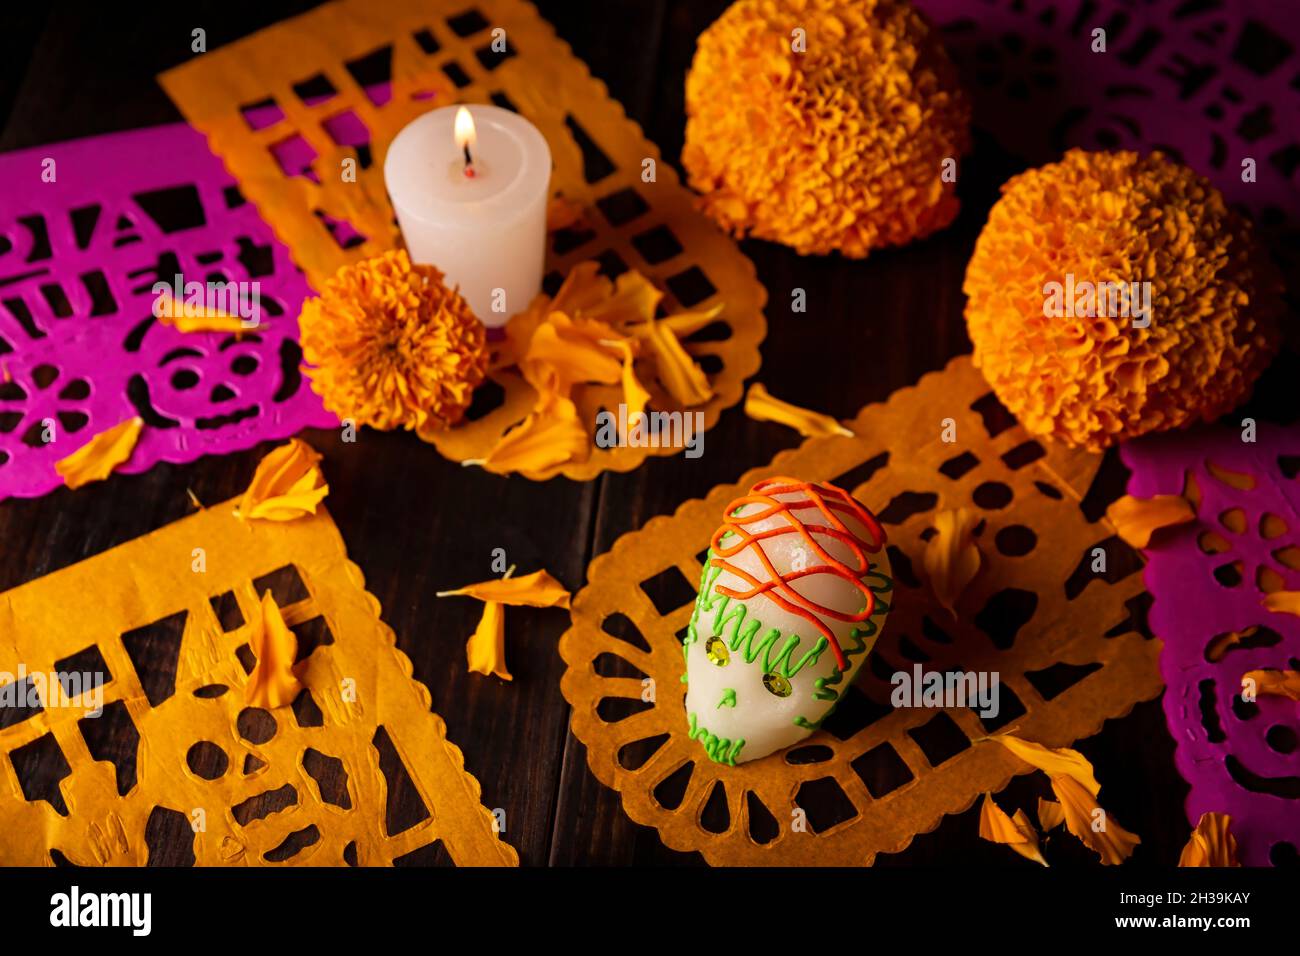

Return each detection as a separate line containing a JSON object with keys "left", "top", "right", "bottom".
{"left": 708, "top": 476, "right": 886, "bottom": 671}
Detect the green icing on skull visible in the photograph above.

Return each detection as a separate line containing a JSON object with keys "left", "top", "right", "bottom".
{"left": 687, "top": 711, "right": 745, "bottom": 765}
{"left": 683, "top": 550, "right": 895, "bottom": 763}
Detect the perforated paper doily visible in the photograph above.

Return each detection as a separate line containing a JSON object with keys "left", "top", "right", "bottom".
{"left": 1122, "top": 422, "right": 1300, "bottom": 867}
{"left": 0, "top": 125, "right": 335, "bottom": 502}
{"left": 560, "top": 356, "right": 1161, "bottom": 865}
{"left": 159, "top": 0, "right": 766, "bottom": 480}
{"left": 0, "top": 500, "right": 517, "bottom": 866}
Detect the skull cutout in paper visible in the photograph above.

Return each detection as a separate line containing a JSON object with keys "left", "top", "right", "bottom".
{"left": 684, "top": 477, "right": 893, "bottom": 765}
{"left": 124, "top": 308, "right": 307, "bottom": 434}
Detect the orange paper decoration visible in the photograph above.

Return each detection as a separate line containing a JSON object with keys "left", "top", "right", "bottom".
{"left": 560, "top": 356, "right": 1160, "bottom": 865}
{"left": 0, "top": 500, "right": 516, "bottom": 866}
{"left": 159, "top": 0, "right": 766, "bottom": 480}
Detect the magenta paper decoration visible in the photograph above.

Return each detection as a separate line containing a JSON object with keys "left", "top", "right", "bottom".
{"left": 1122, "top": 425, "right": 1300, "bottom": 867}
{"left": 915, "top": 0, "right": 1300, "bottom": 250}
{"left": 0, "top": 124, "right": 336, "bottom": 501}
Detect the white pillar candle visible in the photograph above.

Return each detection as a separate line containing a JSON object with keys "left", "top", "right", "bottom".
{"left": 384, "top": 104, "right": 551, "bottom": 328}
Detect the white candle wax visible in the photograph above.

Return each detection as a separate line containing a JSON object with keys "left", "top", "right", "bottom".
{"left": 384, "top": 104, "right": 551, "bottom": 328}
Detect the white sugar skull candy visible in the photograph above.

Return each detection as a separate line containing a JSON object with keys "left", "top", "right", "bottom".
{"left": 684, "top": 476, "right": 893, "bottom": 765}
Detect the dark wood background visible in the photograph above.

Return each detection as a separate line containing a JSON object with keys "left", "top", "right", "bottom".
{"left": 0, "top": 0, "right": 1240, "bottom": 867}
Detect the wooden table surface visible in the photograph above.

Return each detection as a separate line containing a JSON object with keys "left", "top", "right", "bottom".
{"left": 0, "top": 0, "right": 1211, "bottom": 867}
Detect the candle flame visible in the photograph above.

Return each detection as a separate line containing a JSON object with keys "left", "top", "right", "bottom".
{"left": 454, "top": 107, "right": 477, "bottom": 151}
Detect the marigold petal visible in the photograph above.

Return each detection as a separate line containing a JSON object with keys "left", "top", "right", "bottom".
{"left": 466, "top": 600, "right": 511, "bottom": 681}
{"left": 546, "top": 195, "right": 587, "bottom": 232}
{"left": 642, "top": 321, "right": 712, "bottom": 407}
{"left": 1106, "top": 494, "right": 1195, "bottom": 548}
{"left": 1242, "top": 668, "right": 1300, "bottom": 701}
{"left": 991, "top": 735, "right": 1101, "bottom": 796}
{"left": 1178, "top": 812, "right": 1240, "bottom": 867}
{"left": 1051, "top": 774, "right": 1141, "bottom": 865}
{"left": 54, "top": 417, "right": 143, "bottom": 490}
{"left": 476, "top": 392, "right": 591, "bottom": 475}
{"left": 155, "top": 288, "right": 259, "bottom": 333}
{"left": 245, "top": 592, "right": 304, "bottom": 709}
{"left": 1037, "top": 798, "right": 1065, "bottom": 831}
{"left": 745, "top": 382, "right": 853, "bottom": 438}
{"left": 1262, "top": 592, "right": 1300, "bottom": 620}
{"left": 978, "top": 794, "right": 1047, "bottom": 866}
{"left": 923, "top": 507, "right": 982, "bottom": 614}
{"left": 238, "top": 438, "right": 329, "bottom": 521}
{"left": 439, "top": 569, "right": 571, "bottom": 609}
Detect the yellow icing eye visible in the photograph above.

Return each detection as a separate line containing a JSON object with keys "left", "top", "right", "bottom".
{"left": 705, "top": 636, "right": 730, "bottom": 666}
{"left": 763, "top": 672, "right": 792, "bottom": 697}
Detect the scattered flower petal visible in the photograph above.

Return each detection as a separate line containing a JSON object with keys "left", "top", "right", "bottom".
{"left": 441, "top": 567, "right": 571, "bottom": 681}
{"left": 611, "top": 339, "right": 651, "bottom": 426}
{"left": 1262, "top": 591, "right": 1300, "bottom": 619}
{"left": 640, "top": 319, "right": 713, "bottom": 407}
{"left": 1106, "top": 494, "right": 1196, "bottom": 548}
{"left": 1242, "top": 668, "right": 1300, "bottom": 701}
{"left": 437, "top": 569, "right": 571, "bottom": 609}
{"left": 991, "top": 735, "right": 1101, "bottom": 796}
{"left": 744, "top": 382, "right": 853, "bottom": 438}
{"left": 465, "top": 600, "right": 510, "bottom": 681}
{"left": 245, "top": 592, "right": 304, "bottom": 709}
{"left": 487, "top": 261, "right": 721, "bottom": 474}
{"left": 584, "top": 270, "right": 663, "bottom": 328}
{"left": 546, "top": 195, "right": 588, "bottom": 232}
{"left": 1051, "top": 773, "right": 1141, "bottom": 865}
{"left": 978, "top": 794, "right": 1047, "bottom": 866}
{"left": 54, "top": 417, "right": 144, "bottom": 490}
{"left": 474, "top": 392, "right": 590, "bottom": 475}
{"left": 923, "top": 507, "right": 982, "bottom": 614}
{"left": 155, "top": 288, "right": 259, "bottom": 333}
{"left": 1178, "top": 812, "right": 1240, "bottom": 867}
{"left": 237, "top": 439, "right": 328, "bottom": 521}
{"left": 519, "top": 312, "right": 623, "bottom": 394}
{"left": 1037, "top": 798, "right": 1065, "bottom": 831}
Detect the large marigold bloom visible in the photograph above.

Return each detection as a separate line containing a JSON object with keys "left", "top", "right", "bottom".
{"left": 965, "top": 149, "right": 1284, "bottom": 450}
{"left": 682, "top": 0, "right": 970, "bottom": 257}
{"left": 299, "top": 250, "right": 489, "bottom": 437}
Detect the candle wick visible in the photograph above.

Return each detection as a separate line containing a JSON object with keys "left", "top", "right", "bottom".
{"left": 463, "top": 142, "right": 475, "bottom": 177}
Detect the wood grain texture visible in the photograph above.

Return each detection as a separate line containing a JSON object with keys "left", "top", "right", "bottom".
{"left": 0, "top": 0, "right": 1195, "bottom": 867}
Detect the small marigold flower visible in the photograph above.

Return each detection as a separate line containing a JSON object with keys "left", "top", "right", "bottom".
{"left": 965, "top": 149, "right": 1284, "bottom": 450}
{"left": 682, "top": 0, "right": 970, "bottom": 258}
{"left": 298, "top": 250, "right": 489, "bottom": 438}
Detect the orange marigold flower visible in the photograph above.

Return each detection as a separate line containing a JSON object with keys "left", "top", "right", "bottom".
{"left": 965, "top": 150, "right": 1283, "bottom": 450}
{"left": 299, "top": 249, "right": 489, "bottom": 438}
{"left": 682, "top": 0, "right": 970, "bottom": 258}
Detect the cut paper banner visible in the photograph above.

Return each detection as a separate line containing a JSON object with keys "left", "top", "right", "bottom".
{"left": 0, "top": 125, "right": 336, "bottom": 501}
{"left": 915, "top": 0, "right": 1300, "bottom": 357}
{"left": 0, "top": 499, "right": 516, "bottom": 866}
{"left": 915, "top": 0, "right": 1300, "bottom": 238}
{"left": 159, "top": 0, "right": 766, "bottom": 480}
{"left": 1122, "top": 422, "right": 1300, "bottom": 867}
{"left": 560, "top": 356, "right": 1161, "bottom": 866}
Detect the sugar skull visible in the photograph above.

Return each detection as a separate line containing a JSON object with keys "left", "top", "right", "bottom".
{"left": 684, "top": 476, "right": 893, "bottom": 765}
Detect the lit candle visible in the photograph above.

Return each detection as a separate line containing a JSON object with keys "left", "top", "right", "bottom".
{"left": 384, "top": 105, "right": 551, "bottom": 328}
